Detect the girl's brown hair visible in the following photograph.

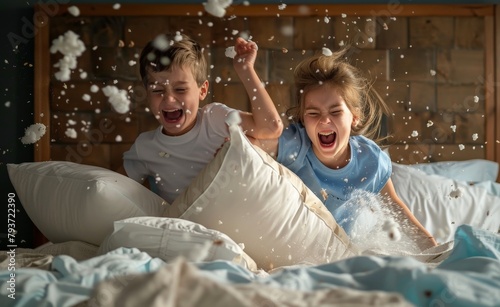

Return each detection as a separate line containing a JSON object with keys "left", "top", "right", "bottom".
{"left": 139, "top": 32, "right": 207, "bottom": 88}
{"left": 287, "top": 47, "right": 391, "bottom": 143}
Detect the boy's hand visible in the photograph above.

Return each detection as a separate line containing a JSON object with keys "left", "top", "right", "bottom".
{"left": 233, "top": 37, "right": 257, "bottom": 72}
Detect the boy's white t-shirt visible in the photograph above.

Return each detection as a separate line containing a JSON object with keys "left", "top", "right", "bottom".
{"left": 123, "top": 103, "right": 235, "bottom": 203}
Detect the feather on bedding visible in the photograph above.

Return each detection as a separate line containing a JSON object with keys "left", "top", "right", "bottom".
{"left": 0, "top": 225, "right": 499, "bottom": 307}
{"left": 3, "top": 124, "right": 500, "bottom": 307}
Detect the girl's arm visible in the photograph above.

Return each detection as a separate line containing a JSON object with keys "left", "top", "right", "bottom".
{"left": 248, "top": 137, "right": 279, "bottom": 158}
{"left": 381, "top": 178, "right": 438, "bottom": 249}
{"left": 232, "top": 37, "right": 283, "bottom": 139}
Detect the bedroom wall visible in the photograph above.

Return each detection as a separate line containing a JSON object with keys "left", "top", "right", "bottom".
{"left": 0, "top": 1, "right": 498, "bottom": 249}
{"left": 46, "top": 7, "right": 488, "bottom": 170}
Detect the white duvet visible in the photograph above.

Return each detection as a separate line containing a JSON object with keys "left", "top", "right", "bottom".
{"left": 0, "top": 225, "right": 499, "bottom": 307}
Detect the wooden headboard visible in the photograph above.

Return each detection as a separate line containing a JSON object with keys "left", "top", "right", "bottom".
{"left": 34, "top": 3, "right": 500, "bottom": 168}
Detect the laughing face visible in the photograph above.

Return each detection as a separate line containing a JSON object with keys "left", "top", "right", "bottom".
{"left": 302, "top": 85, "right": 357, "bottom": 169}
{"left": 146, "top": 65, "right": 208, "bottom": 136}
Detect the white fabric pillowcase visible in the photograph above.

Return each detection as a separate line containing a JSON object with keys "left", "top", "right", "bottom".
{"left": 7, "top": 161, "right": 168, "bottom": 246}
{"left": 391, "top": 163, "right": 500, "bottom": 243}
{"left": 406, "top": 159, "right": 500, "bottom": 198}
{"left": 169, "top": 121, "right": 358, "bottom": 271}
{"left": 98, "top": 217, "right": 258, "bottom": 271}
{"left": 407, "top": 159, "right": 499, "bottom": 183}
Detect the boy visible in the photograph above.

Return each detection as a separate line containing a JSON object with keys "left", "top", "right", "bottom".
{"left": 123, "top": 33, "right": 283, "bottom": 203}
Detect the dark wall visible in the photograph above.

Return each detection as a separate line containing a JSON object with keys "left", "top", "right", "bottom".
{"left": 0, "top": 3, "right": 36, "bottom": 249}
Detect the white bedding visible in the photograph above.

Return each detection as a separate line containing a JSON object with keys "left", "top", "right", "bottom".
{"left": 392, "top": 162, "right": 500, "bottom": 243}
{"left": 7, "top": 127, "right": 500, "bottom": 258}
{"left": 89, "top": 257, "right": 412, "bottom": 307}
{"left": 4, "top": 131, "right": 500, "bottom": 306}
{"left": 1, "top": 225, "right": 499, "bottom": 307}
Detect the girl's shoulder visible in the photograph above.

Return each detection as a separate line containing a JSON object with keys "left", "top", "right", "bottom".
{"left": 351, "top": 135, "right": 390, "bottom": 162}
{"left": 281, "top": 122, "right": 305, "bottom": 137}
{"left": 278, "top": 122, "right": 310, "bottom": 164}
{"left": 280, "top": 122, "right": 309, "bottom": 148}
{"left": 351, "top": 135, "right": 381, "bottom": 151}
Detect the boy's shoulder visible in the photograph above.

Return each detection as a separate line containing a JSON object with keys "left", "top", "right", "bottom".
{"left": 200, "top": 102, "right": 231, "bottom": 112}
{"left": 135, "top": 127, "right": 160, "bottom": 142}
{"left": 199, "top": 102, "right": 235, "bottom": 123}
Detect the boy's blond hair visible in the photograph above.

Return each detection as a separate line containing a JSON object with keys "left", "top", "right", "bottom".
{"left": 139, "top": 33, "right": 207, "bottom": 87}
{"left": 287, "top": 47, "right": 390, "bottom": 143}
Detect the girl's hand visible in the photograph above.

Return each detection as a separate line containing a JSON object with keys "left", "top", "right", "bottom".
{"left": 233, "top": 37, "right": 257, "bottom": 72}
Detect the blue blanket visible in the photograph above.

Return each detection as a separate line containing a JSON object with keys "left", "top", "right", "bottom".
{"left": 1, "top": 225, "right": 499, "bottom": 307}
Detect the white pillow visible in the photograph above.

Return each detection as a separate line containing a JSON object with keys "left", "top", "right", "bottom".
{"left": 7, "top": 161, "right": 169, "bottom": 246}
{"left": 472, "top": 180, "right": 500, "bottom": 198}
{"left": 169, "top": 122, "right": 357, "bottom": 271}
{"left": 98, "top": 217, "right": 258, "bottom": 271}
{"left": 391, "top": 163, "right": 500, "bottom": 243}
{"left": 407, "top": 159, "right": 498, "bottom": 183}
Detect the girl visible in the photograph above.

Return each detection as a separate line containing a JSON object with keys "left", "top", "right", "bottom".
{"left": 252, "top": 48, "right": 437, "bottom": 248}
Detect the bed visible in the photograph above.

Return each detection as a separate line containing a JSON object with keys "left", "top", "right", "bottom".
{"left": 2, "top": 123, "right": 500, "bottom": 306}
{"left": 2, "top": 3, "right": 500, "bottom": 307}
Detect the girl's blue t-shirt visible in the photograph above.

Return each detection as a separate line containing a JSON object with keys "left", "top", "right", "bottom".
{"left": 277, "top": 122, "right": 392, "bottom": 215}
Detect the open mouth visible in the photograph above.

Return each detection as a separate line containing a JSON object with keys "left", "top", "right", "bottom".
{"left": 162, "top": 109, "right": 183, "bottom": 123}
{"left": 318, "top": 131, "right": 336, "bottom": 147}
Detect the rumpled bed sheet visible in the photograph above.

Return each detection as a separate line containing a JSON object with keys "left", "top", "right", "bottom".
{"left": 0, "top": 224, "right": 499, "bottom": 307}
